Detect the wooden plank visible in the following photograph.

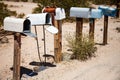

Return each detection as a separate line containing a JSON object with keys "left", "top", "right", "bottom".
{"left": 13, "top": 33, "right": 21, "bottom": 80}
{"left": 103, "top": 16, "right": 108, "bottom": 45}
{"left": 89, "top": 18, "right": 95, "bottom": 42}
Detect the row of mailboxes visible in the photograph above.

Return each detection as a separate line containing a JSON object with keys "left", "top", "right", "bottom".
{"left": 4, "top": 12, "right": 58, "bottom": 35}
{"left": 70, "top": 6, "right": 117, "bottom": 18}
{"left": 4, "top": 6, "right": 117, "bottom": 33}
{"left": 70, "top": 7, "right": 103, "bottom": 18}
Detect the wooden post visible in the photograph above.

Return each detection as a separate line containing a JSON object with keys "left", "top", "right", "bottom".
{"left": 89, "top": 18, "right": 95, "bottom": 42}
{"left": 51, "top": 13, "right": 62, "bottom": 63}
{"left": 103, "top": 16, "right": 108, "bottom": 45}
{"left": 116, "top": 3, "right": 120, "bottom": 18}
{"left": 57, "top": 20, "right": 62, "bottom": 62}
{"left": 13, "top": 33, "right": 21, "bottom": 80}
{"left": 76, "top": 18, "right": 83, "bottom": 41}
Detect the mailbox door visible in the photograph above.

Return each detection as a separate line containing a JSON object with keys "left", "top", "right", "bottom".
{"left": 4, "top": 17, "right": 24, "bottom": 32}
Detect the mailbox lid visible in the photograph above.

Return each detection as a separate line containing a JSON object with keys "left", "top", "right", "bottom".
{"left": 90, "top": 9, "right": 103, "bottom": 18}
{"left": 70, "top": 7, "right": 90, "bottom": 18}
{"left": 98, "top": 5, "right": 117, "bottom": 17}
{"left": 55, "top": 8, "right": 66, "bottom": 20}
{"left": 26, "top": 13, "right": 52, "bottom": 26}
{"left": 4, "top": 17, "right": 24, "bottom": 32}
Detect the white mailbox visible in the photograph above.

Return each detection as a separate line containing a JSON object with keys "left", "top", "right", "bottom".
{"left": 4, "top": 17, "right": 31, "bottom": 33}
{"left": 26, "top": 13, "right": 52, "bottom": 26}
{"left": 55, "top": 8, "right": 66, "bottom": 20}
{"left": 70, "top": 7, "right": 90, "bottom": 18}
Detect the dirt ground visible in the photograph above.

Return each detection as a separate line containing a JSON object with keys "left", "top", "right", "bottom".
{"left": 0, "top": 1, "right": 120, "bottom": 80}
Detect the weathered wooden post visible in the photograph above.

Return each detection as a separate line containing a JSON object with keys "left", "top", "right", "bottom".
{"left": 76, "top": 18, "right": 83, "bottom": 41}
{"left": 13, "top": 33, "right": 21, "bottom": 80}
{"left": 89, "top": 18, "right": 95, "bottom": 41}
{"left": 70, "top": 7, "right": 102, "bottom": 43}
{"left": 43, "top": 7, "right": 65, "bottom": 63}
{"left": 98, "top": 6, "right": 117, "bottom": 45}
{"left": 103, "top": 16, "right": 108, "bottom": 45}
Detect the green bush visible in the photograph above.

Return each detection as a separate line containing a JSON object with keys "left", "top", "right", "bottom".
{"left": 66, "top": 33, "right": 97, "bottom": 61}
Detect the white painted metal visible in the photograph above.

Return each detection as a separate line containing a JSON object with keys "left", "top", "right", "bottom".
{"left": 46, "top": 26, "right": 58, "bottom": 34}
{"left": 26, "top": 13, "right": 52, "bottom": 26}
{"left": 55, "top": 8, "right": 66, "bottom": 20}
{"left": 70, "top": 7, "right": 90, "bottom": 18}
{"left": 4, "top": 17, "right": 25, "bottom": 32}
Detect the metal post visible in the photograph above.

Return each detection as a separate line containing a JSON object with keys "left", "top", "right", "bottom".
{"left": 13, "top": 33, "right": 21, "bottom": 80}
{"left": 89, "top": 18, "right": 95, "bottom": 42}
{"left": 43, "top": 25, "right": 47, "bottom": 63}
{"left": 103, "top": 16, "right": 108, "bottom": 45}
{"left": 76, "top": 18, "right": 83, "bottom": 41}
{"left": 34, "top": 26, "right": 41, "bottom": 62}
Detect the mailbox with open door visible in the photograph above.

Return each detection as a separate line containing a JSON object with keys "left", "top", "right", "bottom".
{"left": 4, "top": 17, "right": 37, "bottom": 37}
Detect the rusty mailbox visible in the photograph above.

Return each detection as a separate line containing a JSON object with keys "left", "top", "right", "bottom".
{"left": 43, "top": 7, "right": 66, "bottom": 20}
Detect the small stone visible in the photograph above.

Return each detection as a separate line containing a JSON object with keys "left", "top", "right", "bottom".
{"left": 0, "top": 36, "right": 9, "bottom": 43}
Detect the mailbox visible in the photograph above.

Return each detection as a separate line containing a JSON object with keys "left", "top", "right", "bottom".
{"left": 98, "top": 5, "right": 117, "bottom": 17}
{"left": 55, "top": 8, "right": 66, "bottom": 20}
{"left": 26, "top": 13, "right": 52, "bottom": 26}
{"left": 70, "top": 7, "right": 90, "bottom": 18}
{"left": 42, "top": 7, "right": 66, "bottom": 20}
{"left": 70, "top": 7, "right": 103, "bottom": 18}
{"left": 4, "top": 17, "right": 31, "bottom": 33}
{"left": 90, "top": 9, "right": 103, "bottom": 18}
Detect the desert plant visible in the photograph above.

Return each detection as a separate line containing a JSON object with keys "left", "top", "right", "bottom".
{"left": 66, "top": 33, "right": 97, "bottom": 61}
{"left": 17, "top": 13, "right": 25, "bottom": 18}
{"left": 0, "top": 2, "right": 17, "bottom": 27}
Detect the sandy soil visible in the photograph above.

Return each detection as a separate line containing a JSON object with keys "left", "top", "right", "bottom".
{"left": 0, "top": 1, "right": 120, "bottom": 80}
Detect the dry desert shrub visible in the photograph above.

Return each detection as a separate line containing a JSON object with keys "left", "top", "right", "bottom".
{"left": 66, "top": 33, "right": 97, "bottom": 61}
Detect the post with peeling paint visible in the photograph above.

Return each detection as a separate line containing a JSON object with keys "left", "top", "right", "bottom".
{"left": 13, "top": 33, "right": 21, "bottom": 80}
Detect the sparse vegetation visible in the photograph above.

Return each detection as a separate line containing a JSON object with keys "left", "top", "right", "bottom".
{"left": 0, "top": 2, "right": 17, "bottom": 27}
{"left": 17, "top": 13, "right": 25, "bottom": 18}
{"left": 32, "top": 0, "right": 90, "bottom": 20}
{"left": 66, "top": 33, "right": 97, "bottom": 61}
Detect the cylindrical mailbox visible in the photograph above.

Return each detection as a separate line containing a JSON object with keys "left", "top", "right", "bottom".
{"left": 4, "top": 17, "right": 31, "bottom": 33}
{"left": 26, "top": 13, "right": 52, "bottom": 26}
{"left": 98, "top": 5, "right": 117, "bottom": 17}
